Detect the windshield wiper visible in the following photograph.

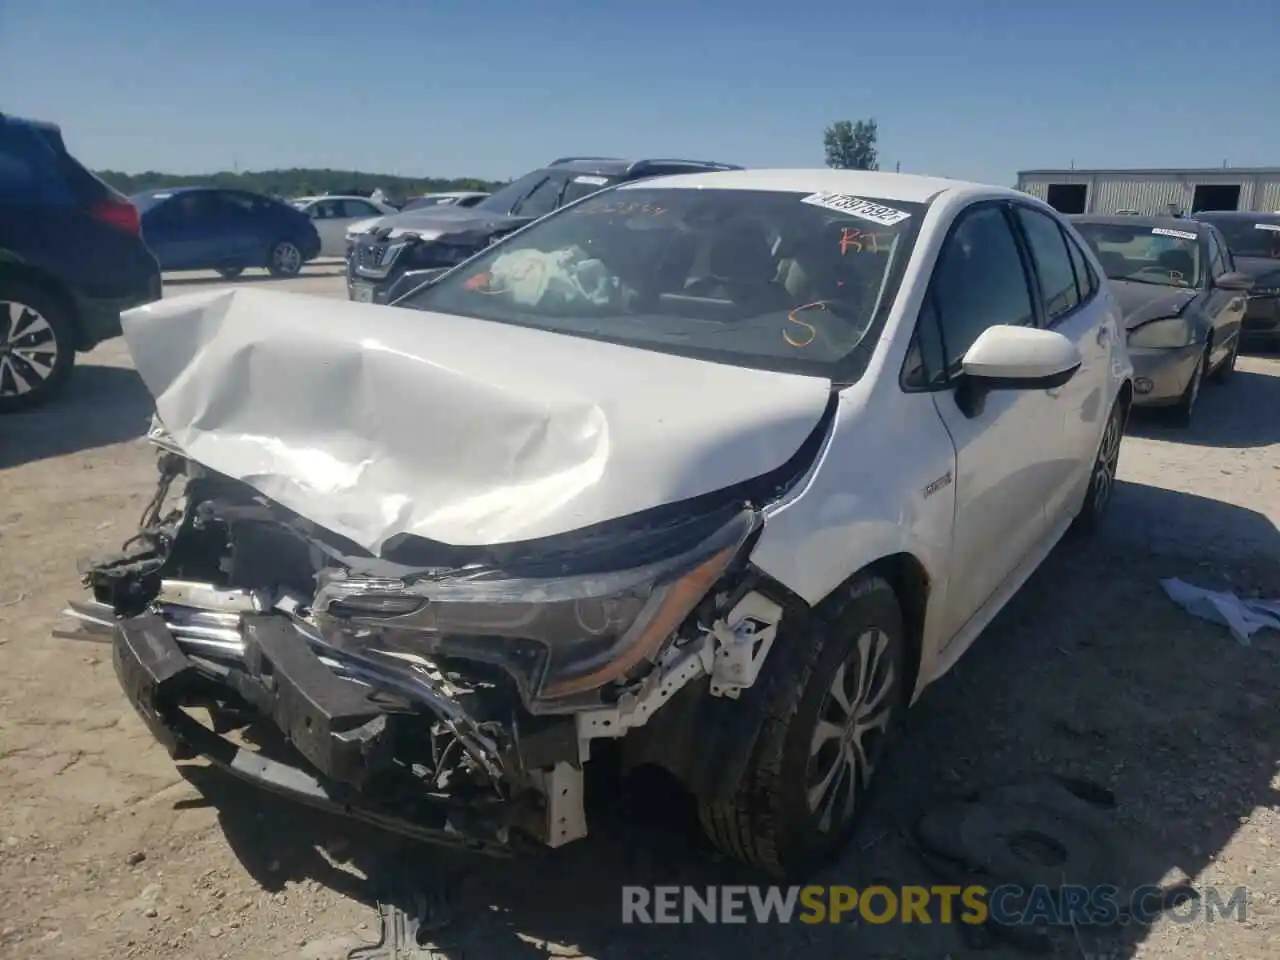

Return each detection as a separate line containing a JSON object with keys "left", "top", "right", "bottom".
{"left": 1114, "top": 275, "right": 1187, "bottom": 288}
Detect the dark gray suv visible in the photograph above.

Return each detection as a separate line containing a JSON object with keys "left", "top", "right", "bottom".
{"left": 1192, "top": 210, "right": 1280, "bottom": 347}
{"left": 346, "top": 156, "right": 742, "bottom": 305}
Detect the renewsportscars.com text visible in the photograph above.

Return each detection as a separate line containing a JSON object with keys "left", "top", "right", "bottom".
{"left": 621, "top": 884, "right": 1249, "bottom": 926}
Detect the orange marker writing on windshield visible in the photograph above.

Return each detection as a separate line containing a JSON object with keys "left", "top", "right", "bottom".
{"left": 785, "top": 303, "right": 827, "bottom": 348}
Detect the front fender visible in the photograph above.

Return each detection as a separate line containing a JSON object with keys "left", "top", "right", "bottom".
{"left": 747, "top": 390, "right": 952, "bottom": 609}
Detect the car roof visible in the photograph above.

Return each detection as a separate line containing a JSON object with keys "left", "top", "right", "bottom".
{"left": 295, "top": 194, "right": 378, "bottom": 203}
{"left": 1193, "top": 209, "right": 1280, "bottom": 222}
{"left": 1067, "top": 213, "right": 1206, "bottom": 233}
{"left": 544, "top": 156, "right": 743, "bottom": 179}
{"left": 611, "top": 168, "right": 997, "bottom": 204}
{"left": 134, "top": 186, "right": 201, "bottom": 198}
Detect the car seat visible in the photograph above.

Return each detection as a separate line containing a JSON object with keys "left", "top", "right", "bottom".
{"left": 684, "top": 221, "right": 787, "bottom": 309}
{"left": 1094, "top": 250, "right": 1130, "bottom": 279}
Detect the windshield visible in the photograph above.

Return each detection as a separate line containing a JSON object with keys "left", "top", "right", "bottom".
{"left": 1072, "top": 221, "right": 1203, "bottom": 288}
{"left": 1205, "top": 217, "right": 1280, "bottom": 259}
{"left": 401, "top": 186, "right": 927, "bottom": 378}
{"left": 474, "top": 170, "right": 551, "bottom": 214}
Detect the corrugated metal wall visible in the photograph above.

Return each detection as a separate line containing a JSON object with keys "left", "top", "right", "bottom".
{"left": 1017, "top": 172, "right": 1280, "bottom": 213}
{"left": 1260, "top": 180, "right": 1280, "bottom": 212}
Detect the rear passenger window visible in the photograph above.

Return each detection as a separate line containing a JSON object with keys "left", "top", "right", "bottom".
{"left": 0, "top": 125, "right": 69, "bottom": 204}
{"left": 1064, "top": 229, "right": 1098, "bottom": 300}
{"left": 1015, "top": 206, "right": 1080, "bottom": 323}
{"left": 930, "top": 204, "right": 1035, "bottom": 378}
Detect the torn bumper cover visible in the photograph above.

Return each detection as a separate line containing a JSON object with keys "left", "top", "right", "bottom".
{"left": 107, "top": 612, "right": 514, "bottom": 852}
{"left": 83, "top": 593, "right": 566, "bottom": 856}
{"left": 62, "top": 467, "right": 786, "bottom": 855}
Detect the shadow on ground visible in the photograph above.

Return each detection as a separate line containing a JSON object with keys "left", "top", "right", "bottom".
{"left": 0, "top": 364, "right": 152, "bottom": 469}
{"left": 170, "top": 478, "right": 1280, "bottom": 959}
{"left": 1126, "top": 365, "right": 1280, "bottom": 448}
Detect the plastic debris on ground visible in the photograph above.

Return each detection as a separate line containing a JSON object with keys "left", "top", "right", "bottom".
{"left": 1160, "top": 578, "right": 1280, "bottom": 646}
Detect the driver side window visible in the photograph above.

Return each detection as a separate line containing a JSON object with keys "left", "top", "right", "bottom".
{"left": 927, "top": 204, "right": 1036, "bottom": 382}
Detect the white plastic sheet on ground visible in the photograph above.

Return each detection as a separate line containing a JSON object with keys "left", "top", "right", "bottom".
{"left": 1160, "top": 578, "right": 1280, "bottom": 646}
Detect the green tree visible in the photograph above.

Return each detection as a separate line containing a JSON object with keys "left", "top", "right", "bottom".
{"left": 823, "top": 119, "right": 879, "bottom": 171}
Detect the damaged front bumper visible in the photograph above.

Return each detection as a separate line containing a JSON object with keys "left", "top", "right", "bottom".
{"left": 58, "top": 446, "right": 793, "bottom": 856}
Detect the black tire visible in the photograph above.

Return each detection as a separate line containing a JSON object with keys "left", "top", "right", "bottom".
{"left": 698, "top": 576, "right": 908, "bottom": 879}
{"left": 0, "top": 279, "right": 77, "bottom": 414}
{"left": 1169, "top": 345, "right": 1208, "bottom": 427}
{"left": 266, "top": 240, "right": 303, "bottom": 277}
{"left": 1071, "top": 396, "right": 1125, "bottom": 535}
{"left": 1210, "top": 335, "right": 1239, "bottom": 384}
{"left": 217, "top": 266, "right": 245, "bottom": 280}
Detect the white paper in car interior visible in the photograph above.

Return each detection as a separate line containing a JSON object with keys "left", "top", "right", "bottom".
{"left": 120, "top": 288, "right": 833, "bottom": 554}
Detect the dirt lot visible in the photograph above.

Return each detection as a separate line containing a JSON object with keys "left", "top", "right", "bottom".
{"left": 1, "top": 267, "right": 1278, "bottom": 960}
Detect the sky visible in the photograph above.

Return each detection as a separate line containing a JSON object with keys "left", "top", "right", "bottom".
{"left": 1, "top": 0, "right": 1276, "bottom": 186}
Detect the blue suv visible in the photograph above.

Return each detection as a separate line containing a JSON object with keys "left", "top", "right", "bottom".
{"left": 0, "top": 113, "right": 161, "bottom": 413}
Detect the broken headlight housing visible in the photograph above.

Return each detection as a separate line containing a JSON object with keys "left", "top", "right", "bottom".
{"left": 314, "top": 507, "right": 758, "bottom": 710}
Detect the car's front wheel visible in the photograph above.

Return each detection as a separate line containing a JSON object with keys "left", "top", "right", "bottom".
{"left": 698, "top": 576, "right": 907, "bottom": 878}
{"left": 1170, "top": 345, "right": 1208, "bottom": 427}
{"left": 1071, "top": 396, "right": 1125, "bottom": 535}
{"left": 267, "top": 240, "right": 303, "bottom": 277}
{"left": 0, "top": 280, "right": 76, "bottom": 414}
{"left": 1211, "top": 334, "right": 1239, "bottom": 383}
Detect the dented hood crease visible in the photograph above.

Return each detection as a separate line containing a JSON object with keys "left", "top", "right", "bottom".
{"left": 121, "top": 289, "right": 833, "bottom": 554}
{"left": 1108, "top": 279, "right": 1199, "bottom": 329}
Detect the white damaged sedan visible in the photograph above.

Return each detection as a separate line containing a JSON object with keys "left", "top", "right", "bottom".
{"left": 64, "top": 169, "right": 1133, "bottom": 878}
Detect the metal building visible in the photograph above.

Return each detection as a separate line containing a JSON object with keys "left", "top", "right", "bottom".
{"left": 1015, "top": 167, "right": 1280, "bottom": 216}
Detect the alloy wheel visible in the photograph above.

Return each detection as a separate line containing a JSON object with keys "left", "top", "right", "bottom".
{"left": 1186, "top": 353, "right": 1204, "bottom": 413}
{"left": 1091, "top": 407, "right": 1122, "bottom": 517}
{"left": 0, "top": 300, "right": 60, "bottom": 399}
{"left": 272, "top": 242, "right": 302, "bottom": 275}
{"left": 806, "top": 627, "right": 896, "bottom": 834}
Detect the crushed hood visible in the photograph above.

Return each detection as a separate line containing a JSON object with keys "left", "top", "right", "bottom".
{"left": 1107, "top": 279, "right": 1199, "bottom": 329}
{"left": 121, "top": 289, "right": 833, "bottom": 554}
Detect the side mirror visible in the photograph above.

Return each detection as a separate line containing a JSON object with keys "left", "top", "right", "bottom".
{"left": 1213, "top": 271, "right": 1254, "bottom": 292}
{"left": 955, "top": 325, "right": 1083, "bottom": 418}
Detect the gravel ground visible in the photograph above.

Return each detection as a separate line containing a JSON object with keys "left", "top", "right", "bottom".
{"left": 1, "top": 268, "right": 1277, "bottom": 960}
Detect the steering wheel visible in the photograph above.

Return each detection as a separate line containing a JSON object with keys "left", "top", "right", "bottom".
{"left": 1134, "top": 264, "right": 1185, "bottom": 283}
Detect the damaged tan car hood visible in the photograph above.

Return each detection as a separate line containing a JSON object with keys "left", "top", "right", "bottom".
{"left": 121, "top": 288, "right": 833, "bottom": 553}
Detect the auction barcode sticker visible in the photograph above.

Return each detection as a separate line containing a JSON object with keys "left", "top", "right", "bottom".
{"left": 1152, "top": 227, "right": 1198, "bottom": 241}
{"left": 801, "top": 193, "right": 911, "bottom": 226}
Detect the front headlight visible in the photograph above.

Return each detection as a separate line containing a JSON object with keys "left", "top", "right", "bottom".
{"left": 314, "top": 508, "right": 758, "bottom": 707}
{"left": 1127, "top": 317, "right": 1194, "bottom": 349}
{"left": 408, "top": 241, "right": 475, "bottom": 268}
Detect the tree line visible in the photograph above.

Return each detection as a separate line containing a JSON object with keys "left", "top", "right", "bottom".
{"left": 95, "top": 124, "right": 880, "bottom": 202}
{"left": 93, "top": 167, "right": 506, "bottom": 202}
